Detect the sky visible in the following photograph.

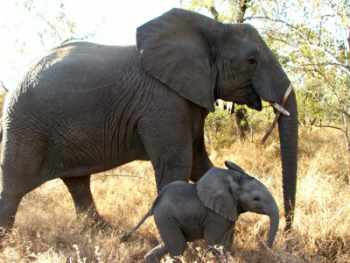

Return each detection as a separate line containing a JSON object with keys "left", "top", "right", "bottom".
{"left": 0, "top": 0, "right": 348, "bottom": 91}
{"left": 0, "top": 0, "right": 180, "bottom": 89}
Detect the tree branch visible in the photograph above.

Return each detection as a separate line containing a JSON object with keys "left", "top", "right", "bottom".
{"left": 299, "top": 62, "right": 350, "bottom": 70}
{"left": 313, "top": 124, "right": 344, "bottom": 131}
{"left": 0, "top": 81, "right": 8, "bottom": 92}
{"left": 238, "top": 0, "right": 252, "bottom": 23}
{"left": 209, "top": 6, "right": 219, "bottom": 21}
{"left": 245, "top": 16, "right": 350, "bottom": 76}
{"left": 245, "top": 16, "right": 300, "bottom": 31}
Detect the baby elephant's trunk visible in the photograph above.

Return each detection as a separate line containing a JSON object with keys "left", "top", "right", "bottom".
{"left": 267, "top": 199, "right": 279, "bottom": 247}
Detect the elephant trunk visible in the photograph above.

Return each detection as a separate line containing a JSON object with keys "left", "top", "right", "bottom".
{"left": 277, "top": 89, "right": 298, "bottom": 230}
{"left": 267, "top": 198, "right": 280, "bottom": 247}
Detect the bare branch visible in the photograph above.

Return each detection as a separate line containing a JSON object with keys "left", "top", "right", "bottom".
{"left": 313, "top": 124, "right": 344, "bottom": 131}
{"left": 265, "top": 33, "right": 299, "bottom": 48}
{"left": 299, "top": 62, "right": 350, "bottom": 70}
{"left": 209, "top": 6, "right": 219, "bottom": 21}
{"left": 245, "top": 15, "right": 350, "bottom": 76}
{"left": 35, "top": 13, "right": 63, "bottom": 41}
{"left": 245, "top": 16, "right": 300, "bottom": 31}
{"left": 338, "top": 108, "right": 350, "bottom": 118}
{"left": 0, "top": 81, "right": 8, "bottom": 92}
{"left": 238, "top": 0, "right": 252, "bottom": 23}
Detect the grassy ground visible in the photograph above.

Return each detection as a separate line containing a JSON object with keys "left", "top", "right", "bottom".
{"left": 0, "top": 127, "right": 349, "bottom": 262}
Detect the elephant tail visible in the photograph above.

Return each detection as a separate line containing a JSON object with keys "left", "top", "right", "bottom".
{"left": 120, "top": 196, "right": 160, "bottom": 242}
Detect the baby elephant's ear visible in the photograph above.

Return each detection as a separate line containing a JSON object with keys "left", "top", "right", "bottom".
{"left": 196, "top": 168, "right": 239, "bottom": 221}
{"left": 225, "top": 160, "right": 246, "bottom": 174}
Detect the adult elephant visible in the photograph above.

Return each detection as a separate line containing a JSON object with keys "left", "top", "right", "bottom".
{"left": 0, "top": 8, "right": 297, "bottom": 231}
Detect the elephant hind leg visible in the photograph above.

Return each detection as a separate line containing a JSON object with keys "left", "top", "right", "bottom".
{"left": 61, "top": 176, "right": 107, "bottom": 225}
{"left": 62, "top": 175, "right": 95, "bottom": 215}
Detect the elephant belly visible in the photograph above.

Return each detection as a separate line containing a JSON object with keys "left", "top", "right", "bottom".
{"left": 181, "top": 221, "right": 204, "bottom": 241}
{"left": 45, "top": 119, "right": 149, "bottom": 178}
{"left": 159, "top": 182, "right": 207, "bottom": 242}
{"left": 41, "top": 80, "right": 152, "bottom": 178}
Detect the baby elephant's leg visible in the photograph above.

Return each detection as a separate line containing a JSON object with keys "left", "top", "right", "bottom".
{"left": 154, "top": 212, "right": 187, "bottom": 258}
{"left": 207, "top": 247, "right": 227, "bottom": 263}
{"left": 144, "top": 244, "right": 167, "bottom": 263}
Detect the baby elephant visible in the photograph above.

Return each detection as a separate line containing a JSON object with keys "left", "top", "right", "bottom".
{"left": 121, "top": 161, "right": 279, "bottom": 262}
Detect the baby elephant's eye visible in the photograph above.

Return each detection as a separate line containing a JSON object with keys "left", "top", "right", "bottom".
{"left": 253, "top": 196, "right": 260, "bottom": 201}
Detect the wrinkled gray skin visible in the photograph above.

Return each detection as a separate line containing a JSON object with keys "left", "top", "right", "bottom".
{"left": 0, "top": 8, "right": 297, "bottom": 230}
{"left": 121, "top": 161, "right": 279, "bottom": 262}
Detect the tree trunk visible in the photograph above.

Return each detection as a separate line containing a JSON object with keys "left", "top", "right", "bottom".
{"left": 234, "top": 0, "right": 251, "bottom": 139}
{"left": 237, "top": 0, "right": 251, "bottom": 23}
{"left": 234, "top": 107, "right": 250, "bottom": 140}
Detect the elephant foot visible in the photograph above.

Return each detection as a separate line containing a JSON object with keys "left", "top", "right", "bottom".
{"left": 144, "top": 254, "right": 160, "bottom": 263}
{"left": 90, "top": 216, "right": 113, "bottom": 231}
{"left": 79, "top": 210, "right": 113, "bottom": 233}
{"left": 0, "top": 192, "right": 22, "bottom": 237}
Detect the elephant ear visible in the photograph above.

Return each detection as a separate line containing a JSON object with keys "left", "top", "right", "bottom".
{"left": 196, "top": 168, "right": 239, "bottom": 221}
{"left": 224, "top": 160, "right": 246, "bottom": 174}
{"left": 137, "top": 8, "right": 222, "bottom": 111}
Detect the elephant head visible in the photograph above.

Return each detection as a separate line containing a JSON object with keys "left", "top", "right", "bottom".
{"left": 137, "top": 8, "right": 297, "bottom": 228}
{"left": 197, "top": 162, "right": 280, "bottom": 247}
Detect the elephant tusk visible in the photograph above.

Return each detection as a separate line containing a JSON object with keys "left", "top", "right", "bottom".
{"left": 272, "top": 103, "right": 290, "bottom": 116}
{"left": 261, "top": 84, "right": 294, "bottom": 144}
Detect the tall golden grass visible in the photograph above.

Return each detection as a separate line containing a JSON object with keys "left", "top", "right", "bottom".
{"left": 0, "top": 127, "right": 349, "bottom": 262}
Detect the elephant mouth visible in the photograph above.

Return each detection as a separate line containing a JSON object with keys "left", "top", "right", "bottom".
{"left": 245, "top": 83, "right": 262, "bottom": 111}
{"left": 247, "top": 96, "right": 262, "bottom": 111}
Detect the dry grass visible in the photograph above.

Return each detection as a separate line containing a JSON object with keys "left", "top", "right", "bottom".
{"left": 0, "top": 127, "right": 349, "bottom": 262}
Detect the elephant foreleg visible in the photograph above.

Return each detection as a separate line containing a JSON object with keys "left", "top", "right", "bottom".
{"left": 152, "top": 156, "right": 193, "bottom": 192}
{"left": 0, "top": 133, "right": 47, "bottom": 233}
{"left": 191, "top": 134, "right": 213, "bottom": 182}
{"left": 0, "top": 192, "right": 23, "bottom": 233}
{"left": 138, "top": 117, "right": 193, "bottom": 192}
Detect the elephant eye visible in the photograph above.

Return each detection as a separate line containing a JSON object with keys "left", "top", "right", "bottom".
{"left": 247, "top": 56, "right": 257, "bottom": 65}
{"left": 253, "top": 196, "right": 260, "bottom": 201}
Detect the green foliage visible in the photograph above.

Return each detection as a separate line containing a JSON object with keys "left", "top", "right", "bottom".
{"left": 205, "top": 108, "right": 236, "bottom": 147}
{"left": 205, "top": 108, "right": 232, "bottom": 133}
